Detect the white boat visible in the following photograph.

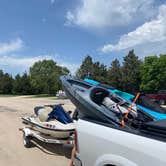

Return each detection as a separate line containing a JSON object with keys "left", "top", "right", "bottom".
{"left": 22, "top": 104, "right": 75, "bottom": 139}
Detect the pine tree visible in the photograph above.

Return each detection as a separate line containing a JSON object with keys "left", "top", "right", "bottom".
{"left": 92, "top": 62, "right": 107, "bottom": 82}
{"left": 13, "top": 73, "right": 32, "bottom": 95}
{"left": 107, "top": 59, "right": 122, "bottom": 89}
{"left": 76, "top": 55, "right": 93, "bottom": 78}
{"left": 121, "top": 50, "right": 141, "bottom": 94}
{"left": 0, "top": 70, "right": 13, "bottom": 94}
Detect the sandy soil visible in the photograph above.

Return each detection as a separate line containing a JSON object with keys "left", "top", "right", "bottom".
{"left": 0, "top": 96, "right": 75, "bottom": 166}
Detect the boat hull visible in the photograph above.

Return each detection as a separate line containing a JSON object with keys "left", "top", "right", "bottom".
{"left": 22, "top": 116, "right": 75, "bottom": 139}
{"left": 31, "top": 125, "right": 72, "bottom": 138}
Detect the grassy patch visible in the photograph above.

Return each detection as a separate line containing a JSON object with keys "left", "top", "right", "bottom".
{"left": 0, "top": 94, "right": 68, "bottom": 100}
{"left": 29, "top": 94, "right": 54, "bottom": 98}
{"left": 0, "top": 94, "right": 20, "bottom": 97}
{"left": 24, "top": 94, "right": 60, "bottom": 100}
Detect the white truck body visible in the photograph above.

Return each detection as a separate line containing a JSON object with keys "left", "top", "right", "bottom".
{"left": 74, "top": 119, "right": 166, "bottom": 166}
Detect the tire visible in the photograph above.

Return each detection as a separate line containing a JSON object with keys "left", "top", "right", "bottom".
{"left": 159, "top": 99, "right": 165, "bottom": 105}
{"left": 72, "top": 109, "right": 78, "bottom": 120}
{"left": 23, "top": 133, "right": 33, "bottom": 148}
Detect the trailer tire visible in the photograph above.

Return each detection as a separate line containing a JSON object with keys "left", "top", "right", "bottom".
{"left": 23, "top": 133, "right": 33, "bottom": 148}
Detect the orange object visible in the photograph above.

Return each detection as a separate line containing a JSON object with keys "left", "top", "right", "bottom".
{"left": 121, "top": 92, "right": 141, "bottom": 127}
{"left": 120, "top": 119, "right": 125, "bottom": 127}
{"left": 125, "top": 92, "right": 140, "bottom": 118}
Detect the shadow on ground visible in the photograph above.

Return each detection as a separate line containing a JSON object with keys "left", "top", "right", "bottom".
{"left": 29, "top": 138, "right": 72, "bottom": 158}
{"left": 0, "top": 106, "right": 17, "bottom": 112}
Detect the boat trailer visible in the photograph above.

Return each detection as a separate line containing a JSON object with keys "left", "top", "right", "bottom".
{"left": 19, "top": 127, "right": 74, "bottom": 148}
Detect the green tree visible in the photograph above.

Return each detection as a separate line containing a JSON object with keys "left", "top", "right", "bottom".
{"left": 13, "top": 74, "right": 21, "bottom": 94}
{"left": 0, "top": 70, "right": 4, "bottom": 93}
{"left": 76, "top": 56, "right": 107, "bottom": 82}
{"left": 121, "top": 50, "right": 141, "bottom": 93}
{"left": 140, "top": 54, "right": 166, "bottom": 93}
{"left": 92, "top": 62, "right": 107, "bottom": 82}
{"left": 2, "top": 73, "right": 13, "bottom": 94}
{"left": 30, "top": 60, "right": 69, "bottom": 95}
{"left": 13, "top": 73, "right": 32, "bottom": 95}
{"left": 76, "top": 55, "right": 93, "bottom": 78}
{"left": 107, "top": 59, "right": 122, "bottom": 89}
{"left": 0, "top": 70, "right": 13, "bottom": 94}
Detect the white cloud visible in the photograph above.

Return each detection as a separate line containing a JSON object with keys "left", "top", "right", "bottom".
{"left": 0, "top": 55, "right": 51, "bottom": 68}
{"left": 58, "top": 61, "right": 80, "bottom": 74}
{"left": 0, "top": 38, "right": 79, "bottom": 75}
{"left": 0, "top": 54, "right": 79, "bottom": 75}
{"left": 134, "top": 41, "right": 166, "bottom": 58}
{"left": 0, "top": 38, "right": 24, "bottom": 55}
{"left": 101, "top": 5, "right": 166, "bottom": 53}
{"left": 0, "top": 38, "right": 43, "bottom": 70}
{"left": 65, "top": 0, "right": 156, "bottom": 29}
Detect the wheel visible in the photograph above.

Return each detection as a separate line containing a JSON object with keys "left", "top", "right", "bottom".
{"left": 72, "top": 109, "right": 78, "bottom": 120}
{"left": 159, "top": 99, "right": 165, "bottom": 105}
{"left": 23, "top": 133, "right": 33, "bottom": 148}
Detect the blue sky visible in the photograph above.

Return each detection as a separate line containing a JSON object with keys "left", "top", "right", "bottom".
{"left": 0, "top": 0, "right": 166, "bottom": 75}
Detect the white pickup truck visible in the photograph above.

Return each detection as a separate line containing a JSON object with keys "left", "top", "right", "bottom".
{"left": 73, "top": 119, "right": 166, "bottom": 166}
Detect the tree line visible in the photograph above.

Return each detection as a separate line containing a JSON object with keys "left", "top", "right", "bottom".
{"left": 0, "top": 60, "right": 69, "bottom": 95}
{"left": 0, "top": 50, "right": 165, "bottom": 95}
{"left": 76, "top": 50, "right": 166, "bottom": 94}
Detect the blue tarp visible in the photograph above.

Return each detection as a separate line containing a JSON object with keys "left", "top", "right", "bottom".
{"left": 34, "top": 105, "right": 73, "bottom": 124}
{"left": 48, "top": 105, "right": 73, "bottom": 124}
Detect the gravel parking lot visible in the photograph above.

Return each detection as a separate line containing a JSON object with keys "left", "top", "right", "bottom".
{"left": 0, "top": 96, "right": 75, "bottom": 166}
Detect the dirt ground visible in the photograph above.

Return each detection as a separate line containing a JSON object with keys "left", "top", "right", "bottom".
{"left": 0, "top": 96, "right": 75, "bottom": 166}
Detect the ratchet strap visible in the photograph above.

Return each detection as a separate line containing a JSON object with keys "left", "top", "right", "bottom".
{"left": 120, "top": 92, "right": 140, "bottom": 127}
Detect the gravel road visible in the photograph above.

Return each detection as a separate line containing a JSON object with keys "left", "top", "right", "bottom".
{"left": 0, "top": 96, "right": 75, "bottom": 166}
